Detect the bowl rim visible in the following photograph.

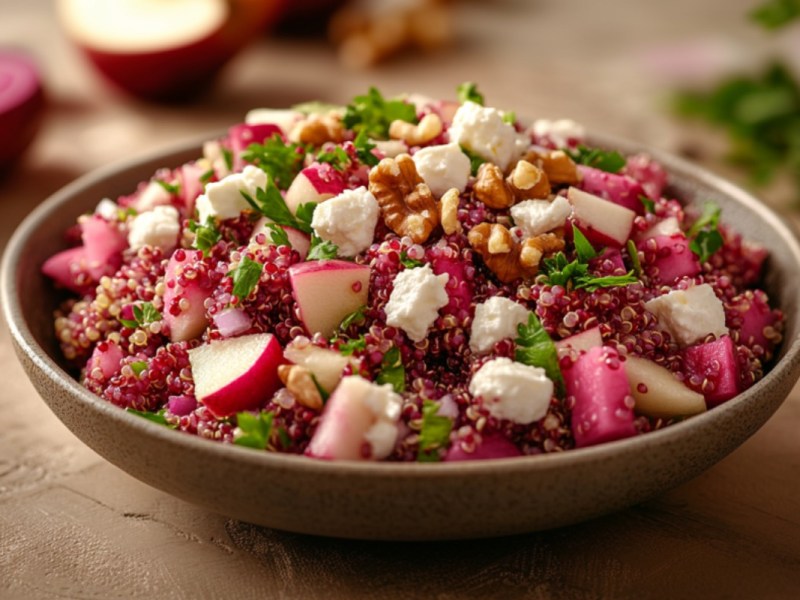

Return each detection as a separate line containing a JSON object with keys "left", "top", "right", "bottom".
{"left": 3, "top": 132, "right": 800, "bottom": 480}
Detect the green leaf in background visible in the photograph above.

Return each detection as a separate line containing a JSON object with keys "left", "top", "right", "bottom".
{"left": 751, "top": 0, "right": 800, "bottom": 29}
{"left": 417, "top": 399, "right": 454, "bottom": 462}
{"left": 354, "top": 129, "right": 380, "bottom": 167}
{"left": 460, "top": 145, "right": 486, "bottom": 175}
{"left": 155, "top": 179, "right": 181, "bottom": 195}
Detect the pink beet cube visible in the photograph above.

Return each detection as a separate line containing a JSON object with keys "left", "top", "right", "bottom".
{"left": 640, "top": 233, "right": 701, "bottom": 285}
{"left": 444, "top": 433, "right": 522, "bottom": 461}
{"left": 624, "top": 153, "right": 668, "bottom": 200}
{"left": 563, "top": 346, "right": 637, "bottom": 448}
{"left": 730, "top": 290, "right": 781, "bottom": 354}
{"left": 683, "top": 335, "right": 739, "bottom": 407}
{"left": 577, "top": 165, "right": 645, "bottom": 214}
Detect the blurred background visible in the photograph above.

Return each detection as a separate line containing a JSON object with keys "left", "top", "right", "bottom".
{"left": 2, "top": 0, "right": 800, "bottom": 246}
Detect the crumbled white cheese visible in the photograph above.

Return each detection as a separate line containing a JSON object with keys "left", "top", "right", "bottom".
{"left": 448, "top": 101, "right": 524, "bottom": 170}
{"left": 202, "top": 140, "right": 231, "bottom": 178}
{"left": 350, "top": 376, "right": 403, "bottom": 460}
{"left": 412, "top": 142, "right": 471, "bottom": 198}
{"left": 95, "top": 198, "right": 119, "bottom": 221}
{"left": 470, "top": 297, "right": 531, "bottom": 354}
{"left": 195, "top": 165, "right": 266, "bottom": 223}
{"left": 510, "top": 197, "right": 572, "bottom": 238}
{"left": 127, "top": 205, "right": 180, "bottom": 252}
{"left": 385, "top": 265, "right": 449, "bottom": 342}
{"left": 469, "top": 357, "right": 553, "bottom": 424}
{"left": 310, "top": 186, "right": 380, "bottom": 257}
{"left": 133, "top": 181, "right": 172, "bottom": 213}
{"left": 244, "top": 108, "right": 303, "bottom": 134}
{"left": 531, "top": 118, "right": 585, "bottom": 148}
{"left": 644, "top": 283, "right": 729, "bottom": 347}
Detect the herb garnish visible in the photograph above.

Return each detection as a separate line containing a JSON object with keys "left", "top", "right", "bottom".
{"left": 339, "top": 305, "right": 367, "bottom": 331}
{"left": 229, "top": 257, "right": 263, "bottom": 300}
{"left": 417, "top": 399, "right": 454, "bottom": 462}
{"left": 221, "top": 147, "right": 234, "bottom": 172}
{"left": 515, "top": 313, "right": 565, "bottom": 393}
{"left": 457, "top": 81, "right": 485, "bottom": 105}
{"left": 460, "top": 145, "right": 486, "bottom": 175}
{"left": 566, "top": 145, "right": 626, "bottom": 173}
{"left": 240, "top": 134, "right": 305, "bottom": 190}
{"left": 130, "top": 361, "right": 147, "bottom": 376}
{"left": 306, "top": 235, "right": 339, "bottom": 260}
{"left": 262, "top": 223, "right": 291, "bottom": 248}
{"left": 188, "top": 217, "right": 221, "bottom": 256}
{"left": 377, "top": 346, "right": 405, "bottom": 393}
{"left": 399, "top": 250, "right": 424, "bottom": 269}
{"left": 156, "top": 179, "right": 181, "bottom": 195}
{"left": 316, "top": 146, "right": 350, "bottom": 171}
{"left": 338, "top": 335, "right": 367, "bottom": 356}
{"left": 639, "top": 195, "right": 656, "bottom": 214}
{"left": 200, "top": 169, "right": 215, "bottom": 185}
{"left": 343, "top": 87, "right": 418, "bottom": 139}
{"left": 127, "top": 407, "right": 172, "bottom": 427}
{"left": 354, "top": 130, "right": 379, "bottom": 167}
{"left": 627, "top": 239, "right": 643, "bottom": 277}
{"left": 502, "top": 111, "right": 516, "bottom": 125}
{"left": 241, "top": 177, "right": 314, "bottom": 234}
{"left": 687, "top": 202, "right": 724, "bottom": 263}
{"left": 234, "top": 410, "right": 275, "bottom": 449}
{"left": 119, "top": 302, "right": 162, "bottom": 329}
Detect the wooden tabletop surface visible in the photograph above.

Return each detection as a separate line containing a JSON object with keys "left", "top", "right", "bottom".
{"left": 2, "top": 1, "right": 800, "bottom": 598}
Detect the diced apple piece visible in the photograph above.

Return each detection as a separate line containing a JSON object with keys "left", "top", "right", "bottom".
{"left": 245, "top": 108, "right": 304, "bottom": 135}
{"left": 625, "top": 355, "right": 706, "bottom": 418}
{"left": 228, "top": 122, "right": 282, "bottom": 172}
{"left": 577, "top": 165, "right": 645, "bottom": 214}
{"left": 177, "top": 161, "right": 209, "bottom": 215}
{"left": 555, "top": 327, "right": 603, "bottom": 353}
{"left": 683, "top": 336, "right": 739, "bottom": 407}
{"left": 80, "top": 215, "right": 127, "bottom": 280}
{"left": 637, "top": 216, "right": 681, "bottom": 241}
{"left": 624, "top": 153, "right": 668, "bottom": 200}
{"left": 189, "top": 332, "right": 284, "bottom": 418}
{"left": 41, "top": 246, "right": 89, "bottom": 294}
{"left": 306, "top": 376, "right": 402, "bottom": 460}
{"left": 289, "top": 260, "right": 370, "bottom": 338}
{"left": 284, "top": 338, "right": 354, "bottom": 393}
{"left": 567, "top": 187, "right": 636, "bottom": 247}
{"left": 640, "top": 233, "right": 701, "bottom": 285}
{"left": 730, "top": 290, "right": 781, "bottom": 355}
{"left": 86, "top": 340, "right": 124, "bottom": 380}
{"left": 444, "top": 433, "right": 521, "bottom": 461}
{"left": 250, "top": 216, "right": 311, "bottom": 260}
{"left": 284, "top": 163, "right": 347, "bottom": 214}
{"left": 162, "top": 249, "right": 213, "bottom": 342}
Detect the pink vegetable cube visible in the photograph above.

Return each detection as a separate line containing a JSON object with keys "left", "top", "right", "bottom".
{"left": 683, "top": 335, "right": 739, "bottom": 407}
{"left": 640, "top": 233, "right": 701, "bottom": 285}
{"left": 577, "top": 165, "right": 645, "bottom": 214}
{"left": 444, "top": 433, "right": 521, "bottom": 461}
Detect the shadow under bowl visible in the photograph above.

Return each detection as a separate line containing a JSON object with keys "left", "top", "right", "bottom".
{"left": 3, "top": 134, "right": 800, "bottom": 541}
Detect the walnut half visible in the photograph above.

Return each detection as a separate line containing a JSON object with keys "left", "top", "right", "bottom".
{"left": 368, "top": 154, "right": 440, "bottom": 244}
{"left": 468, "top": 223, "right": 565, "bottom": 283}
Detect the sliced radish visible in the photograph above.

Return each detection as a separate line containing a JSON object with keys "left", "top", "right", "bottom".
{"left": 567, "top": 187, "right": 635, "bottom": 247}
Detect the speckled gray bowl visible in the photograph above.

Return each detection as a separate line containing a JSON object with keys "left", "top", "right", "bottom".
{"left": 3, "top": 135, "right": 800, "bottom": 541}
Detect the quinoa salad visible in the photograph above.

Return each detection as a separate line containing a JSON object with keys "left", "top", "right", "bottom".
{"left": 43, "top": 84, "right": 784, "bottom": 461}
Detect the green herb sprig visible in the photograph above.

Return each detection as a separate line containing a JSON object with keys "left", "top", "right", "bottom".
{"left": 687, "top": 202, "right": 724, "bottom": 263}
{"left": 188, "top": 217, "right": 221, "bottom": 256}
{"left": 376, "top": 346, "right": 405, "bottom": 394}
{"left": 566, "top": 145, "right": 626, "bottom": 173}
{"left": 234, "top": 410, "right": 275, "bottom": 450}
{"left": 417, "top": 399, "right": 454, "bottom": 462}
{"left": 457, "top": 82, "right": 485, "bottom": 105}
{"left": 119, "top": 302, "right": 162, "bottom": 329}
{"left": 514, "top": 313, "right": 565, "bottom": 394}
{"left": 240, "top": 134, "right": 305, "bottom": 190}
{"left": 229, "top": 256, "right": 264, "bottom": 300}
{"left": 343, "top": 87, "right": 417, "bottom": 139}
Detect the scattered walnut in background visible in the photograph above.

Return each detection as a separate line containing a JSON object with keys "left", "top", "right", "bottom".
{"left": 329, "top": 0, "right": 455, "bottom": 69}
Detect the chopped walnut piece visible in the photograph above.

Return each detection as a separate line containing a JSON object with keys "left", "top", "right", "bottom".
{"left": 523, "top": 149, "right": 581, "bottom": 185}
{"left": 508, "top": 160, "right": 551, "bottom": 199}
{"left": 289, "top": 114, "right": 345, "bottom": 146}
{"left": 439, "top": 188, "right": 462, "bottom": 235}
{"left": 389, "top": 113, "right": 443, "bottom": 146}
{"left": 278, "top": 364, "right": 323, "bottom": 411}
{"left": 468, "top": 223, "right": 565, "bottom": 283}
{"left": 368, "top": 154, "right": 440, "bottom": 244}
{"left": 473, "top": 162, "right": 515, "bottom": 209}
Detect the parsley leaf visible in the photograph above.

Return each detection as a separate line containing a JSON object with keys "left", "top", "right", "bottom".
{"left": 120, "top": 302, "right": 162, "bottom": 328}
{"left": 515, "top": 313, "right": 564, "bottom": 394}
{"left": 240, "top": 134, "right": 305, "bottom": 190}
{"left": 686, "top": 203, "right": 721, "bottom": 238}
{"left": 339, "top": 305, "right": 367, "bottom": 331}
{"left": 156, "top": 179, "right": 181, "bottom": 195}
{"left": 343, "top": 87, "right": 417, "bottom": 139}
{"left": 200, "top": 169, "right": 215, "bottom": 185}
{"left": 399, "top": 250, "right": 424, "bottom": 269}
{"left": 127, "top": 407, "right": 172, "bottom": 427}
{"left": 263, "top": 223, "right": 291, "bottom": 248}
{"left": 316, "top": 146, "right": 350, "bottom": 171}
{"left": 377, "top": 346, "right": 405, "bottom": 393}
{"left": 241, "top": 177, "right": 312, "bottom": 234}
{"left": 575, "top": 272, "right": 638, "bottom": 292}
{"left": 686, "top": 203, "right": 724, "bottom": 263}
{"left": 460, "top": 145, "right": 486, "bottom": 175}
{"left": 751, "top": 0, "right": 800, "bottom": 29}
{"left": 354, "top": 129, "right": 379, "bottom": 167}
{"left": 566, "top": 145, "right": 626, "bottom": 173}
{"left": 130, "top": 361, "right": 147, "bottom": 376}
{"left": 417, "top": 399, "right": 454, "bottom": 462}
{"left": 234, "top": 410, "right": 275, "bottom": 450}
{"left": 188, "top": 217, "right": 221, "bottom": 256}
{"left": 307, "top": 235, "right": 339, "bottom": 260}
{"left": 627, "top": 239, "right": 643, "bottom": 277}
{"left": 639, "top": 195, "right": 656, "bottom": 214}
{"left": 338, "top": 335, "right": 367, "bottom": 356}
{"left": 221, "top": 147, "right": 234, "bottom": 172}
{"left": 457, "top": 81, "right": 485, "bottom": 105}
{"left": 502, "top": 110, "right": 516, "bottom": 125}
{"left": 541, "top": 252, "right": 590, "bottom": 288}
{"left": 230, "top": 257, "right": 263, "bottom": 300}
{"left": 572, "top": 225, "right": 598, "bottom": 262}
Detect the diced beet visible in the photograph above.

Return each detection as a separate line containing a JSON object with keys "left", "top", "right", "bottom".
{"left": 624, "top": 153, "right": 668, "bottom": 200}
{"left": 639, "top": 233, "right": 701, "bottom": 284}
{"left": 162, "top": 249, "right": 214, "bottom": 342}
{"left": 444, "top": 433, "right": 522, "bottom": 461}
{"left": 177, "top": 161, "right": 209, "bottom": 215}
{"left": 228, "top": 123, "right": 282, "bottom": 171}
{"left": 80, "top": 215, "right": 127, "bottom": 280}
{"left": 563, "top": 346, "right": 637, "bottom": 448}
{"left": 683, "top": 335, "right": 739, "bottom": 407}
{"left": 41, "top": 246, "right": 89, "bottom": 294}
{"left": 429, "top": 249, "right": 473, "bottom": 318}
{"left": 728, "top": 290, "right": 781, "bottom": 356}
{"left": 86, "top": 340, "right": 124, "bottom": 380}
{"left": 589, "top": 247, "right": 626, "bottom": 274}
{"left": 167, "top": 394, "right": 197, "bottom": 416}
{"left": 577, "top": 165, "right": 645, "bottom": 214}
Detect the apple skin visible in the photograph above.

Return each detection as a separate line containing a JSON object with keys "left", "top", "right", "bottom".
{"left": 567, "top": 186, "right": 635, "bottom": 248}
{"left": 59, "top": 0, "right": 286, "bottom": 101}
{"left": 284, "top": 163, "right": 347, "bottom": 214}
{"left": 250, "top": 217, "right": 311, "bottom": 260}
{"left": 162, "top": 250, "right": 214, "bottom": 342}
{"left": 289, "top": 260, "right": 370, "bottom": 338}
{"left": 189, "top": 332, "right": 285, "bottom": 418}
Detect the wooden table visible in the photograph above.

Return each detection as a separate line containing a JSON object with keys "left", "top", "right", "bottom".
{"left": 2, "top": 1, "right": 800, "bottom": 597}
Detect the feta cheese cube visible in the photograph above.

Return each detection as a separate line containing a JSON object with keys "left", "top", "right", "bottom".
{"left": 310, "top": 186, "right": 380, "bottom": 257}
{"left": 385, "top": 265, "right": 449, "bottom": 342}
{"left": 412, "top": 142, "right": 471, "bottom": 198}
{"left": 510, "top": 197, "right": 572, "bottom": 238}
{"left": 531, "top": 118, "right": 585, "bottom": 148}
{"left": 644, "top": 283, "right": 729, "bottom": 347}
{"left": 127, "top": 205, "right": 180, "bottom": 252}
{"left": 448, "top": 101, "right": 524, "bottom": 170}
{"left": 469, "top": 357, "right": 553, "bottom": 424}
{"left": 470, "top": 297, "right": 531, "bottom": 354}
{"left": 95, "top": 198, "right": 119, "bottom": 221}
{"left": 196, "top": 165, "right": 266, "bottom": 223}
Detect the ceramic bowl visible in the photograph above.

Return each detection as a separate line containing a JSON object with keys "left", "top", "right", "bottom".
{"left": 3, "top": 135, "right": 800, "bottom": 541}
